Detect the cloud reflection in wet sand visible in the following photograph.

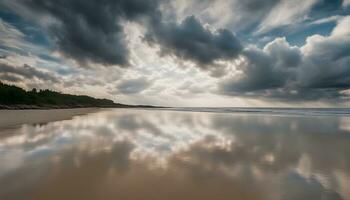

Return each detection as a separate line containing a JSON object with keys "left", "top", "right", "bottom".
{"left": 0, "top": 109, "right": 350, "bottom": 200}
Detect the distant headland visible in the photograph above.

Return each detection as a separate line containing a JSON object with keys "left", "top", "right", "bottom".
{"left": 0, "top": 82, "right": 159, "bottom": 110}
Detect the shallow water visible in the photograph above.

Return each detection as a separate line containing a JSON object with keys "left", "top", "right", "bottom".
{"left": 0, "top": 108, "right": 350, "bottom": 200}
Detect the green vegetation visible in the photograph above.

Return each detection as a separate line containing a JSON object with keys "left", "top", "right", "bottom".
{"left": 0, "top": 82, "right": 116, "bottom": 108}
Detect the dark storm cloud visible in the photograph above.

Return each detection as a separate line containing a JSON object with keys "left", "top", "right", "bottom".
{"left": 0, "top": 62, "right": 58, "bottom": 82}
{"left": 3, "top": 0, "right": 242, "bottom": 68}
{"left": 2, "top": 0, "right": 160, "bottom": 67}
{"left": 298, "top": 39, "right": 350, "bottom": 90}
{"left": 145, "top": 16, "right": 242, "bottom": 66}
{"left": 219, "top": 23, "right": 350, "bottom": 102}
{"left": 117, "top": 77, "right": 152, "bottom": 94}
{"left": 220, "top": 38, "right": 299, "bottom": 93}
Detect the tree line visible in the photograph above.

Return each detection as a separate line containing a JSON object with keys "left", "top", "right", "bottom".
{"left": 0, "top": 82, "right": 116, "bottom": 107}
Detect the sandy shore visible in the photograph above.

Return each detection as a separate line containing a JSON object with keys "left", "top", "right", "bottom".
{"left": 0, "top": 104, "right": 117, "bottom": 110}
{"left": 0, "top": 104, "right": 162, "bottom": 110}
{"left": 0, "top": 108, "right": 99, "bottom": 128}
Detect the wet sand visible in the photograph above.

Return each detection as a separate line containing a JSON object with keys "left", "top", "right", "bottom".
{"left": 0, "top": 108, "right": 349, "bottom": 200}
{"left": 0, "top": 108, "right": 98, "bottom": 128}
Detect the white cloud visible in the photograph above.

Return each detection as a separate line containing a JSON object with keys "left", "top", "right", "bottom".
{"left": 0, "top": 19, "right": 29, "bottom": 51}
{"left": 343, "top": 0, "right": 350, "bottom": 7}
{"left": 331, "top": 16, "right": 350, "bottom": 36}
{"left": 309, "top": 15, "right": 343, "bottom": 25}
{"left": 170, "top": 0, "right": 320, "bottom": 35}
{"left": 256, "top": 0, "right": 318, "bottom": 34}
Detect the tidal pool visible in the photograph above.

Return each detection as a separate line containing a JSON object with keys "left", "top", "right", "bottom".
{"left": 0, "top": 108, "right": 349, "bottom": 200}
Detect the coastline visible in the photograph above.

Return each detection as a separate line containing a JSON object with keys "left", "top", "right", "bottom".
{"left": 0, "top": 108, "right": 99, "bottom": 128}
{"left": 0, "top": 82, "right": 163, "bottom": 110}
{"left": 0, "top": 104, "right": 163, "bottom": 110}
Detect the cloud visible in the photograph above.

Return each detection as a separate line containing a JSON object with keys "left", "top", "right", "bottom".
{"left": 144, "top": 15, "right": 242, "bottom": 67}
{"left": 117, "top": 77, "right": 152, "bottom": 94}
{"left": 170, "top": 0, "right": 321, "bottom": 35}
{"left": 309, "top": 15, "right": 343, "bottom": 25}
{"left": 2, "top": 0, "right": 161, "bottom": 67}
{"left": 256, "top": 0, "right": 318, "bottom": 34}
{"left": 0, "top": 62, "right": 58, "bottom": 83}
{"left": 219, "top": 16, "right": 350, "bottom": 101}
{"left": 0, "top": 18, "right": 41, "bottom": 55}
{"left": 299, "top": 16, "right": 350, "bottom": 89}
{"left": 170, "top": 0, "right": 281, "bottom": 33}
{"left": 220, "top": 38, "right": 299, "bottom": 93}
{"left": 343, "top": 0, "right": 350, "bottom": 7}
{"left": 3, "top": 0, "right": 242, "bottom": 69}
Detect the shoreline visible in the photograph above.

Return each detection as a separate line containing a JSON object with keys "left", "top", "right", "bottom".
{"left": 0, "top": 106, "right": 165, "bottom": 128}
{"left": 0, "top": 104, "right": 163, "bottom": 110}
{"left": 0, "top": 108, "right": 99, "bottom": 128}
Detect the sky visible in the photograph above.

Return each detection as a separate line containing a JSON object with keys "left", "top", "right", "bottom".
{"left": 0, "top": 0, "right": 350, "bottom": 107}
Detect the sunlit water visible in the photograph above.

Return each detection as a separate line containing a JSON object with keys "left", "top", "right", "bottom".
{"left": 1, "top": 108, "right": 350, "bottom": 200}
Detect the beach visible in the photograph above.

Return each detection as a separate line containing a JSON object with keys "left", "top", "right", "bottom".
{"left": 0, "top": 108, "right": 349, "bottom": 200}
{"left": 0, "top": 108, "right": 99, "bottom": 128}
